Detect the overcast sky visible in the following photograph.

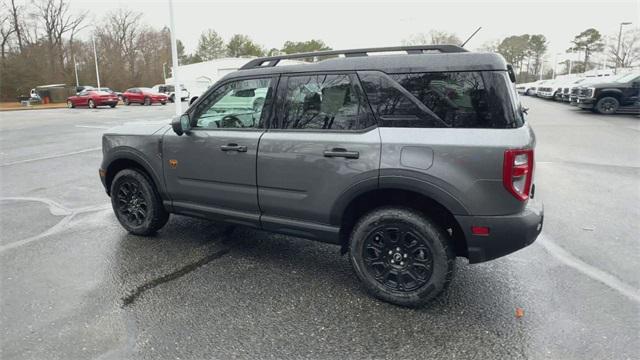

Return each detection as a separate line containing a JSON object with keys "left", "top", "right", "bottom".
{"left": 73, "top": 0, "right": 639, "bottom": 62}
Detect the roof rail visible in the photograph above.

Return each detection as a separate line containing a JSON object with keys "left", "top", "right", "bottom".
{"left": 239, "top": 45, "right": 468, "bottom": 70}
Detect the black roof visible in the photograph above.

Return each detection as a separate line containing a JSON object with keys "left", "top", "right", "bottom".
{"left": 221, "top": 46, "right": 508, "bottom": 81}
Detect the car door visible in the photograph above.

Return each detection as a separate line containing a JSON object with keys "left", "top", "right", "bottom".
{"left": 257, "top": 73, "right": 381, "bottom": 242}
{"left": 163, "top": 75, "right": 276, "bottom": 227}
{"left": 75, "top": 91, "right": 89, "bottom": 106}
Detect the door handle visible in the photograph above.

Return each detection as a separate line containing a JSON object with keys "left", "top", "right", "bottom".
{"left": 220, "top": 144, "right": 248, "bottom": 152}
{"left": 323, "top": 148, "right": 359, "bottom": 159}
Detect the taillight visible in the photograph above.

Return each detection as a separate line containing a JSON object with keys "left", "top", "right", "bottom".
{"left": 503, "top": 149, "right": 534, "bottom": 201}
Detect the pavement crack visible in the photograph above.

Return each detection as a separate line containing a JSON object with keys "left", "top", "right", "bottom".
{"left": 121, "top": 248, "right": 230, "bottom": 307}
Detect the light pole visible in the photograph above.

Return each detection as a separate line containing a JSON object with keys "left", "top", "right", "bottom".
{"left": 92, "top": 36, "right": 101, "bottom": 89}
{"left": 73, "top": 56, "right": 79, "bottom": 88}
{"left": 615, "top": 21, "right": 632, "bottom": 74}
{"left": 162, "top": 62, "right": 167, "bottom": 82}
{"left": 168, "top": 0, "right": 181, "bottom": 115}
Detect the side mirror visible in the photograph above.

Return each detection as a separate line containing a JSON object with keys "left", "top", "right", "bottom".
{"left": 172, "top": 113, "right": 191, "bottom": 136}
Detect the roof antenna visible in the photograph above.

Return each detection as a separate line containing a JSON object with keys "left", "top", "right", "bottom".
{"left": 461, "top": 27, "right": 482, "bottom": 48}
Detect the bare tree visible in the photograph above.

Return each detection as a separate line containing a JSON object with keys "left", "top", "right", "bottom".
{"left": 32, "top": 0, "right": 87, "bottom": 78}
{"left": 0, "top": 3, "right": 16, "bottom": 58}
{"left": 9, "top": 0, "right": 23, "bottom": 52}
{"left": 403, "top": 30, "right": 461, "bottom": 46}
{"left": 98, "top": 9, "right": 143, "bottom": 82}
{"left": 607, "top": 28, "right": 640, "bottom": 68}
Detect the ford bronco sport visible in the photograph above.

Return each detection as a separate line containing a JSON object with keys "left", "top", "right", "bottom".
{"left": 100, "top": 45, "right": 543, "bottom": 307}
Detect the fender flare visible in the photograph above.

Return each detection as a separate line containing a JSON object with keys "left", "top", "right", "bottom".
{"left": 329, "top": 175, "right": 469, "bottom": 226}
{"left": 103, "top": 147, "right": 165, "bottom": 197}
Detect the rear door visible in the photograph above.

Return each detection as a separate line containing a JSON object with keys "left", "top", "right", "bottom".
{"left": 163, "top": 76, "right": 276, "bottom": 227}
{"left": 257, "top": 73, "right": 381, "bottom": 241}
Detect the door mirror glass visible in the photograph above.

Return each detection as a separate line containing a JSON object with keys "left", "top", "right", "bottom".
{"left": 172, "top": 113, "right": 191, "bottom": 135}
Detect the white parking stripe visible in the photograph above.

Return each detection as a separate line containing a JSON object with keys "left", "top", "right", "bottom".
{"left": 75, "top": 125, "right": 111, "bottom": 129}
{"left": 0, "top": 147, "right": 101, "bottom": 166}
{"left": 538, "top": 234, "right": 640, "bottom": 303}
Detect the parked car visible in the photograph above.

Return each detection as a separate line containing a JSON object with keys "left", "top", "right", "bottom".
{"left": 97, "top": 87, "right": 122, "bottom": 100}
{"left": 99, "top": 45, "right": 543, "bottom": 307}
{"left": 576, "top": 72, "right": 640, "bottom": 114}
{"left": 67, "top": 89, "right": 119, "bottom": 109}
{"left": 152, "top": 84, "right": 190, "bottom": 103}
{"left": 121, "top": 87, "right": 168, "bottom": 106}
{"left": 570, "top": 73, "right": 629, "bottom": 106}
{"left": 517, "top": 80, "right": 546, "bottom": 96}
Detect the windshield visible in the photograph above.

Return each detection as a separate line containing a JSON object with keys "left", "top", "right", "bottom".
{"left": 139, "top": 87, "right": 153, "bottom": 92}
{"left": 615, "top": 73, "right": 639, "bottom": 83}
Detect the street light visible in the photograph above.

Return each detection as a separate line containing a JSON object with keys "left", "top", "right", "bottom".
{"left": 168, "top": 0, "right": 181, "bottom": 115}
{"left": 615, "top": 21, "right": 632, "bottom": 74}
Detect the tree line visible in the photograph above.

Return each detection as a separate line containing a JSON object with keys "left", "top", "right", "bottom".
{"left": 1, "top": 0, "right": 638, "bottom": 101}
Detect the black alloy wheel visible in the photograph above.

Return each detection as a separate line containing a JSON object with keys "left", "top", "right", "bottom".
{"left": 349, "top": 207, "right": 454, "bottom": 307}
{"left": 596, "top": 96, "right": 619, "bottom": 115}
{"left": 116, "top": 180, "right": 149, "bottom": 228}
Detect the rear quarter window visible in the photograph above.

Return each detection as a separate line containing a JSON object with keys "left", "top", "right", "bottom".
{"left": 359, "top": 70, "right": 524, "bottom": 129}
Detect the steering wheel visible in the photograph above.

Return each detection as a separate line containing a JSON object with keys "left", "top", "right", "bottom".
{"left": 217, "top": 115, "right": 244, "bottom": 128}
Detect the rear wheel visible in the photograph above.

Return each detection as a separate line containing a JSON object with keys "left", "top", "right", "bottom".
{"left": 595, "top": 96, "right": 619, "bottom": 115}
{"left": 144, "top": 97, "right": 151, "bottom": 106}
{"left": 109, "top": 104, "right": 116, "bottom": 108}
{"left": 349, "top": 207, "right": 455, "bottom": 307}
{"left": 161, "top": 101, "right": 166, "bottom": 105}
{"left": 110, "top": 169, "right": 169, "bottom": 236}
{"left": 88, "top": 99, "right": 96, "bottom": 109}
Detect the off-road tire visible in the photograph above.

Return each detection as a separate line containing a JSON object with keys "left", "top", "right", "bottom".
{"left": 349, "top": 207, "right": 455, "bottom": 307}
{"left": 110, "top": 168, "right": 169, "bottom": 236}
{"left": 595, "top": 96, "right": 619, "bottom": 115}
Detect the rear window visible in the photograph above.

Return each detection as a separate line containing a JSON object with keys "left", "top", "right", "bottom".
{"left": 359, "top": 71, "right": 524, "bottom": 129}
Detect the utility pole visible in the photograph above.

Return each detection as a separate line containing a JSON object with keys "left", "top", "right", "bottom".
{"left": 73, "top": 56, "right": 79, "bottom": 88}
{"left": 92, "top": 37, "right": 101, "bottom": 89}
{"left": 615, "top": 22, "right": 632, "bottom": 74}
{"left": 163, "top": 62, "right": 167, "bottom": 82}
{"left": 568, "top": 59, "right": 572, "bottom": 75}
{"left": 168, "top": 0, "right": 181, "bottom": 115}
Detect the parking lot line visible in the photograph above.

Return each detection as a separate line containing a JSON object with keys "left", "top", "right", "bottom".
{"left": 0, "top": 147, "right": 101, "bottom": 167}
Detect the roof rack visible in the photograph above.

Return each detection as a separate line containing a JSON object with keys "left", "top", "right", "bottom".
{"left": 239, "top": 45, "right": 468, "bottom": 70}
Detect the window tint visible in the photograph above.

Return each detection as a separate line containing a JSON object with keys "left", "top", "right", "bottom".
{"left": 279, "top": 74, "right": 374, "bottom": 130}
{"left": 359, "top": 71, "right": 523, "bottom": 129}
{"left": 193, "top": 78, "right": 271, "bottom": 129}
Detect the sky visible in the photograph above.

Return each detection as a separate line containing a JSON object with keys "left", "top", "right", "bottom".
{"left": 71, "top": 0, "right": 640, "bottom": 63}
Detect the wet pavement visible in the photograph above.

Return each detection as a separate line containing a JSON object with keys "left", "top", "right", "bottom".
{"left": 1, "top": 100, "right": 638, "bottom": 359}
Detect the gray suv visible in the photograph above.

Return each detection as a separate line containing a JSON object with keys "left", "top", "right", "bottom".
{"left": 100, "top": 45, "right": 543, "bottom": 307}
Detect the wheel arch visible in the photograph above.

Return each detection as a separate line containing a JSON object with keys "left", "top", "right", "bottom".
{"left": 333, "top": 181, "right": 469, "bottom": 258}
{"left": 104, "top": 153, "right": 163, "bottom": 198}
{"left": 597, "top": 89, "right": 623, "bottom": 100}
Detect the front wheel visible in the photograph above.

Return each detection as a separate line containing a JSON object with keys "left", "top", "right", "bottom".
{"left": 595, "top": 96, "right": 619, "bottom": 115}
{"left": 67, "top": 100, "right": 75, "bottom": 108}
{"left": 109, "top": 104, "right": 116, "bottom": 108}
{"left": 161, "top": 102, "right": 166, "bottom": 105}
{"left": 110, "top": 169, "right": 169, "bottom": 235}
{"left": 88, "top": 99, "right": 96, "bottom": 109}
{"left": 124, "top": 98, "right": 130, "bottom": 105}
{"left": 349, "top": 207, "right": 455, "bottom": 307}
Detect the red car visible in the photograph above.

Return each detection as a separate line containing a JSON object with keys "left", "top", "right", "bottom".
{"left": 67, "top": 90, "right": 119, "bottom": 109}
{"left": 122, "top": 87, "right": 168, "bottom": 106}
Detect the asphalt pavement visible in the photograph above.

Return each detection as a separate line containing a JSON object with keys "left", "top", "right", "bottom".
{"left": 1, "top": 99, "right": 638, "bottom": 359}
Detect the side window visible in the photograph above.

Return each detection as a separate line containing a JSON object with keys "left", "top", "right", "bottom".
{"left": 360, "top": 71, "right": 522, "bottom": 129}
{"left": 279, "top": 74, "right": 374, "bottom": 130}
{"left": 192, "top": 78, "right": 271, "bottom": 129}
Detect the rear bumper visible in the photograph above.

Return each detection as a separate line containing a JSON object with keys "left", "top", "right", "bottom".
{"left": 455, "top": 198, "right": 544, "bottom": 264}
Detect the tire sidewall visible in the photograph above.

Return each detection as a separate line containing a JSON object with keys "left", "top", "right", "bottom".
{"left": 110, "top": 169, "right": 161, "bottom": 235}
{"left": 349, "top": 208, "right": 453, "bottom": 307}
{"left": 88, "top": 99, "right": 95, "bottom": 108}
{"left": 596, "top": 96, "right": 619, "bottom": 115}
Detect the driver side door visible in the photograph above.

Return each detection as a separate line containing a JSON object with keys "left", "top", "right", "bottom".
{"left": 163, "top": 75, "right": 276, "bottom": 227}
